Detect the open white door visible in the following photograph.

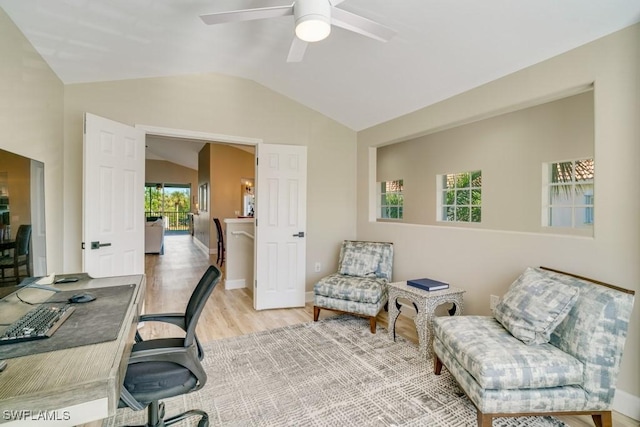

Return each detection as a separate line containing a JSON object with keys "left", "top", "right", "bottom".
{"left": 255, "top": 143, "right": 307, "bottom": 310}
{"left": 83, "top": 113, "right": 145, "bottom": 277}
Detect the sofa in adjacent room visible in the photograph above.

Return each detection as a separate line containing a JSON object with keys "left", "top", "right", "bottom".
{"left": 144, "top": 217, "right": 165, "bottom": 254}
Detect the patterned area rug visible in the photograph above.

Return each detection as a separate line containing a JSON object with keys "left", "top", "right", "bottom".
{"left": 105, "top": 316, "right": 567, "bottom": 427}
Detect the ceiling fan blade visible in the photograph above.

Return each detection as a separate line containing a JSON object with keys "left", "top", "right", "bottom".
{"left": 330, "top": 7, "right": 396, "bottom": 42}
{"left": 200, "top": 4, "right": 294, "bottom": 25}
{"left": 287, "top": 36, "right": 308, "bottom": 62}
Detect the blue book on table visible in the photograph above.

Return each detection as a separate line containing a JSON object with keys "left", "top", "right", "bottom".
{"left": 407, "top": 278, "right": 449, "bottom": 291}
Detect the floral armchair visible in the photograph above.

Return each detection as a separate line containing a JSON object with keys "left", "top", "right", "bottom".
{"left": 313, "top": 240, "right": 393, "bottom": 333}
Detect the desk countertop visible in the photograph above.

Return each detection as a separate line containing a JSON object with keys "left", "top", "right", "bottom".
{"left": 0, "top": 274, "right": 146, "bottom": 426}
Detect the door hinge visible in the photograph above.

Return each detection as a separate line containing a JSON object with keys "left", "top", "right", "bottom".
{"left": 256, "top": 157, "right": 258, "bottom": 165}
{"left": 81, "top": 242, "right": 85, "bottom": 250}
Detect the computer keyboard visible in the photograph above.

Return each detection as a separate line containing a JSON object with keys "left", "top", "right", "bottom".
{"left": 0, "top": 303, "right": 76, "bottom": 345}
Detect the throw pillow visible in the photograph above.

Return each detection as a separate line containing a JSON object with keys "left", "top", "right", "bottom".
{"left": 494, "top": 267, "right": 579, "bottom": 345}
{"left": 339, "top": 248, "right": 380, "bottom": 277}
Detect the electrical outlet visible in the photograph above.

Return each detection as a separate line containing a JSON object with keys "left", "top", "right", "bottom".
{"left": 490, "top": 295, "right": 500, "bottom": 311}
{"left": 314, "top": 262, "right": 321, "bottom": 272}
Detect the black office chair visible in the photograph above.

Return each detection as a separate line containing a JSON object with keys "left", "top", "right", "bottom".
{"left": 0, "top": 224, "right": 32, "bottom": 284}
{"left": 119, "top": 265, "right": 221, "bottom": 427}
{"left": 213, "top": 218, "right": 225, "bottom": 267}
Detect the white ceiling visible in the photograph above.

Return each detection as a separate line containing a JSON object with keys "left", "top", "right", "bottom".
{"left": 146, "top": 135, "right": 255, "bottom": 170}
{"left": 145, "top": 135, "right": 205, "bottom": 170}
{"left": 2, "top": 0, "right": 640, "bottom": 131}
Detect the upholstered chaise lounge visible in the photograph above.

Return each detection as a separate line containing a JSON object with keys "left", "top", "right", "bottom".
{"left": 313, "top": 240, "right": 393, "bottom": 333}
{"left": 433, "top": 267, "right": 635, "bottom": 427}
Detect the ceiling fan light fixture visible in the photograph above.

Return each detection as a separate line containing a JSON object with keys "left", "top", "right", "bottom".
{"left": 199, "top": 0, "right": 396, "bottom": 62}
{"left": 294, "top": 0, "right": 331, "bottom": 42}
{"left": 295, "top": 14, "right": 331, "bottom": 42}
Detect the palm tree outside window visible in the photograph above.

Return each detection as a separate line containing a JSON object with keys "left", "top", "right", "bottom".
{"left": 544, "top": 158, "right": 594, "bottom": 228}
{"left": 144, "top": 183, "right": 191, "bottom": 232}
{"left": 378, "top": 179, "right": 404, "bottom": 220}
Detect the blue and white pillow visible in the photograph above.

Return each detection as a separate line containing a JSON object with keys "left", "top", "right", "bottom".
{"left": 339, "top": 249, "right": 379, "bottom": 277}
{"left": 494, "top": 267, "right": 579, "bottom": 345}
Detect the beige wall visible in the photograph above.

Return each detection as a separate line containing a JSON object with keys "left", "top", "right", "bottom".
{"left": 145, "top": 159, "right": 198, "bottom": 209}
{"left": 358, "top": 23, "right": 640, "bottom": 409}
{"left": 377, "top": 90, "right": 594, "bottom": 234}
{"left": 209, "top": 143, "right": 254, "bottom": 248}
{"left": 0, "top": 9, "right": 64, "bottom": 273}
{"left": 63, "top": 73, "right": 357, "bottom": 288}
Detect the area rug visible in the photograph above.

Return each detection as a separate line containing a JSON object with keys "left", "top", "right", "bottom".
{"left": 105, "top": 316, "right": 567, "bottom": 427}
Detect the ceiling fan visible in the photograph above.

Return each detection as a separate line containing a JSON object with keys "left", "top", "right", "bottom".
{"left": 199, "top": 0, "right": 397, "bottom": 62}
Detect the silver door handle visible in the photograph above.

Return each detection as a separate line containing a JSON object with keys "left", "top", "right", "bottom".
{"left": 90, "top": 241, "right": 112, "bottom": 250}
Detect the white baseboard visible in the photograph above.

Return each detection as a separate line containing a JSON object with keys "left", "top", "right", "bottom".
{"left": 192, "top": 237, "right": 209, "bottom": 255}
{"left": 225, "top": 279, "right": 246, "bottom": 290}
{"left": 614, "top": 389, "right": 640, "bottom": 421}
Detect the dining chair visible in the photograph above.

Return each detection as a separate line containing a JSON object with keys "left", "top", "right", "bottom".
{"left": 213, "top": 218, "right": 225, "bottom": 267}
{"left": 0, "top": 224, "right": 32, "bottom": 284}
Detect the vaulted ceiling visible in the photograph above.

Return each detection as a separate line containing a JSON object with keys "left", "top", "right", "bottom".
{"left": 2, "top": 0, "right": 639, "bottom": 132}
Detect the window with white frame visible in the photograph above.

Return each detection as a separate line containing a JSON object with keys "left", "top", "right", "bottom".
{"left": 438, "top": 170, "right": 482, "bottom": 223}
{"left": 543, "top": 158, "right": 594, "bottom": 228}
{"left": 378, "top": 179, "right": 403, "bottom": 220}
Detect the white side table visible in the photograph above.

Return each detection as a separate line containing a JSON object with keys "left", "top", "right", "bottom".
{"left": 387, "top": 281, "right": 465, "bottom": 359}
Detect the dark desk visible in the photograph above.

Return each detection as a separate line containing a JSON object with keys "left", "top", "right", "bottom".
{"left": 0, "top": 274, "right": 145, "bottom": 426}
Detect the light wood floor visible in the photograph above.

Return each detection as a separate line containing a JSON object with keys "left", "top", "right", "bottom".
{"left": 141, "top": 235, "right": 638, "bottom": 427}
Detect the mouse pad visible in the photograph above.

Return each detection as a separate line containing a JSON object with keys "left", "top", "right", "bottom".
{"left": 0, "top": 284, "right": 136, "bottom": 359}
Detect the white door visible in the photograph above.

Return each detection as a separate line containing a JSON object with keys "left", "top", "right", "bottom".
{"left": 83, "top": 113, "right": 145, "bottom": 277}
{"left": 255, "top": 144, "right": 307, "bottom": 310}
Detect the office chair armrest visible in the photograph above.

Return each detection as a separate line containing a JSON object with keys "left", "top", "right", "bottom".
{"left": 128, "top": 345, "right": 207, "bottom": 390}
{"left": 119, "top": 345, "right": 207, "bottom": 411}
{"left": 136, "top": 313, "right": 187, "bottom": 343}
{"left": 139, "top": 313, "right": 186, "bottom": 329}
{"left": 135, "top": 314, "right": 205, "bottom": 360}
{"left": 119, "top": 386, "right": 146, "bottom": 411}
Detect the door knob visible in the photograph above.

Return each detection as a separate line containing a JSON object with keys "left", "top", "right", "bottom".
{"left": 90, "top": 241, "right": 112, "bottom": 250}
{"left": 292, "top": 232, "right": 305, "bottom": 238}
